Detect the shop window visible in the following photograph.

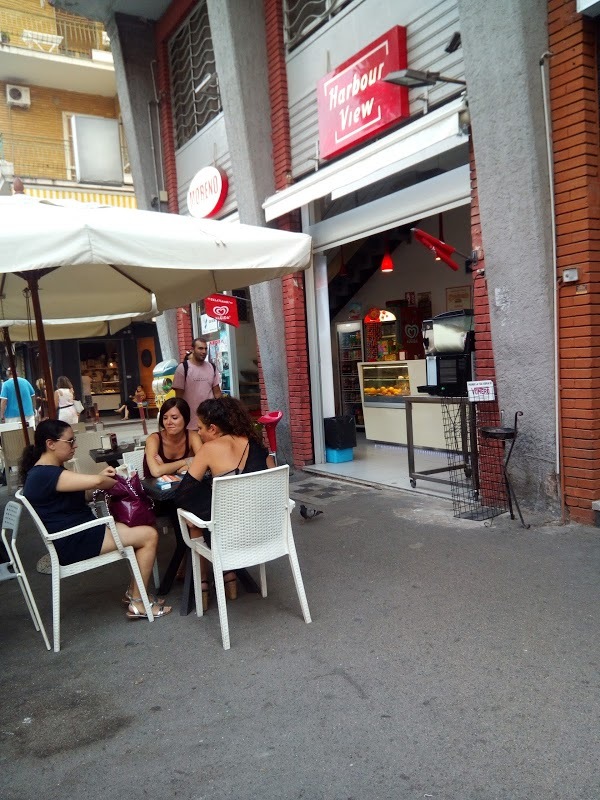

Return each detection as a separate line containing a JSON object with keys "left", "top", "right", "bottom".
{"left": 284, "top": 0, "right": 355, "bottom": 51}
{"left": 169, "top": 0, "right": 222, "bottom": 149}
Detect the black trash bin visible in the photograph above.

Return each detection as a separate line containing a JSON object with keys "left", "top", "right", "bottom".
{"left": 324, "top": 415, "right": 356, "bottom": 462}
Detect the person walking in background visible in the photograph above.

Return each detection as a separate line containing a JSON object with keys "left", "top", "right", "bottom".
{"left": 172, "top": 338, "right": 222, "bottom": 431}
{"left": 55, "top": 376, "right": 79, "bottom": 426}
{"left": 0, "top": 368, "right": 36, "bottom": 427}
{"left": 81, "top": 371, "right": 94, "bottom": 420}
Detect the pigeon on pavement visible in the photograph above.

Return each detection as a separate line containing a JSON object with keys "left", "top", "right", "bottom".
{"left": 299, "top": 504, "right": 323, "bottom": 520}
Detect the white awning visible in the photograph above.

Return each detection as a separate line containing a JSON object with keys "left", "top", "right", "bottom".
{"left": 263, "top": 97, "right": 468, "bottom": 222}
{"left": 307, "top": 164, "right": 470, "bottom": 253}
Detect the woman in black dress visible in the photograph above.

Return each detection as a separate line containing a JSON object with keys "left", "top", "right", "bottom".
{"left": 21, "top": 419, "right": 171, "bottom": 620}
{"left": 176, "top": 396, "right": 274, "bottom": 608}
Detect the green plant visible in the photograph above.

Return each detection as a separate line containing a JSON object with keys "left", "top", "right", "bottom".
{"left": 0, "top": 31, "right": 10, "bottom": 44}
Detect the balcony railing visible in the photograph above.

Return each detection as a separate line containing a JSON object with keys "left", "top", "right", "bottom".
{"left": 0, "top": 7, "right": 108, "bottom": 61}
{"left": 0, "top": 132, "right": 130, "bottom": 183}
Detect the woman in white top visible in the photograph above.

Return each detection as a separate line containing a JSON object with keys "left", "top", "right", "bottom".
{"left": 55, "top": 376, "right": 79, "bottom": 425}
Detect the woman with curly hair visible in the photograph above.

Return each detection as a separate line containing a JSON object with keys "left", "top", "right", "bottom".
{"left": 176, "top": 396, "right": 274, "bottom": 608}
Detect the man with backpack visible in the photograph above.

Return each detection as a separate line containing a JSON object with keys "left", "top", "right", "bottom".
{"left": 173, "top": 337, "right": 222, "bottom": 430}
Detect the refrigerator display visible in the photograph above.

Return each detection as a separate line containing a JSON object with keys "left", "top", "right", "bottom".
{"left": 336, "top": 321, "right": 364, "bottom": 427}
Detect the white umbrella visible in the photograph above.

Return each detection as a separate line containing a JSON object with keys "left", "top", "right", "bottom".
{"left": 1, "top": 314, "right": 136, "bottom": 341}
{"left": 0, "top": 195, "right": 311, "bottom": 317}
{"left": 0, "top": 194, "right": 312, "bottom": 415}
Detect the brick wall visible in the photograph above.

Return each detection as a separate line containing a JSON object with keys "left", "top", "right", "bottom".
{"left": 264, "top": 0, "right": 313, "bottom": 466}
{"left": 549, "top": 0, "right": 600, "bottom": 523}
{"left": 469, "top": 144, "right": 495, "bottom": 384}
{"left": 0, "top": 83, "right": 118, "bottom": 180}
{"left": 468, "top": 141, "right": 505, "bottom": 505}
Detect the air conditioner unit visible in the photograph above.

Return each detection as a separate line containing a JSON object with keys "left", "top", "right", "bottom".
{"left": 6, "top": 84, "right": 30, "bottom": 109}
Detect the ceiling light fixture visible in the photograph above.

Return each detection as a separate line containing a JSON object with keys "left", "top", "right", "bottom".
{"left": 383, "top": 69, "right": 466, "bottom": 88}
{"left": 380, "top": 244, "right": 394, "bottom": 273}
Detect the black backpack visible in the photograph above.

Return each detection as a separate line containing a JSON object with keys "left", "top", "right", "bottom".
{"left": 181, "top": 356, "right": 216, "bottom": 384}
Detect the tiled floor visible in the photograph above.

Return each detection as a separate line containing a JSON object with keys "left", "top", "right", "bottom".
{"left": 303, "top": 432, "right": 454, "bottom": 500}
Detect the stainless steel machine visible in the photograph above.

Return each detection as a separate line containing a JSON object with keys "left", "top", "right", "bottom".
{"left": 419, "top": 309, "right": 475, "bottom": 396}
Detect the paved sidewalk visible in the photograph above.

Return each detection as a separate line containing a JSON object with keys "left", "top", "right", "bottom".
{"left": 1, "top": 473, "right": 599, "bottom": 800}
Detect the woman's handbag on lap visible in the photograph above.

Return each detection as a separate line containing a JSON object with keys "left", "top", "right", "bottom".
{"left": 105, "top": 473, "right": 155, "bottom": 527}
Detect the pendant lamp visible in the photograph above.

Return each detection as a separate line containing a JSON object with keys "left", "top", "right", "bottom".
{"left": 380, "top": 242, "right": 394, "bottom": 273}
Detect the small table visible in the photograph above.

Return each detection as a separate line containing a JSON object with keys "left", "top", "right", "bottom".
{"left": 405, "top": 396, "right": 479, "bottom": 491}
{"left": 89, "top": 444, "right": 135, "bottom": 468}
{"left": 142, "top": 475, "right": 260, "bottom": 614}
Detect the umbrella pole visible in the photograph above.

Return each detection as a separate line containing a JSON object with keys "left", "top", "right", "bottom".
{"left": 27, "top": 275, "right": 56, "bottom": 419}
{"left": 2, "top": 327, "right": 30, "bottom": 447}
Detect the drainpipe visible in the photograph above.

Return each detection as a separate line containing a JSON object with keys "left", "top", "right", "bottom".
{"left": 540, "top": 50, "right": 565, "bottom": 522}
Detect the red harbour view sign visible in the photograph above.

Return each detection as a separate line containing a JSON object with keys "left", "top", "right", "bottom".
{"left": 317, "top": 26, "right": 409, "bottom": 160}
{"left": 204, "top": 294, "right": 239, "bottom": 328}
{"left": 187, "top": 166, "right": 229, "bottom": 218}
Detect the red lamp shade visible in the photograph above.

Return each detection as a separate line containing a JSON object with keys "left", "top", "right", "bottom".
{"left": 380, "top": 249, "right": 394, "bottom": 273}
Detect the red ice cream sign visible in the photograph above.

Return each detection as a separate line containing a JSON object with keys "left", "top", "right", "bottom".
{"left": 204, "top": 294, "right": 239, "bottom": 328}
{"left": 317, "top": 26, "right": 409, "bottom": 160}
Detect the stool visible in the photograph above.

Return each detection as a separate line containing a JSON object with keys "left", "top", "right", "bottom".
{"left": 481, "top": 411, "right": 529, "bottom": 528}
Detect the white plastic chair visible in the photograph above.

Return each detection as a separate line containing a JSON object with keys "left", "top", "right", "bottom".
{"left": 16, "top": 488, "right": 155, "bottom": 652}
{"left": 177, "top": 465, "right": 311, "bottom": 650}
{"left": 65, "top": 430, "right": 103, "bottom": 475}
{"left": 1, "top": 501, "right": 51, "bottom": 650}
{"left": 122, "top": 448, "right": 145, "bottom": 477}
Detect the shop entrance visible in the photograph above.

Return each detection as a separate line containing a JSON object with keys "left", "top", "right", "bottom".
{"left": 310, "top": 206, "right": 473, "bottom": 497}
{"left": 79, "top": 339, "right": 123, "bottom": 415}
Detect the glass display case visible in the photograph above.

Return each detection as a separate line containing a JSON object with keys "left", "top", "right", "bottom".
{"left": 360, "top": 362, "right": 411, "bottom": 408}
{"left": 357, "top": 360, "right": 445, "bottom": 447}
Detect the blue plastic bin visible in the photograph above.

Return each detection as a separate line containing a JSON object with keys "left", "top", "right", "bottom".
{"left": 325, "top": 447, "right": 353, "bottom": 463}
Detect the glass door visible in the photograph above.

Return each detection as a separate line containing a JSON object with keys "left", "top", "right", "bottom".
{"left": 336, "top": 321, "right": 364, "bottom": 428}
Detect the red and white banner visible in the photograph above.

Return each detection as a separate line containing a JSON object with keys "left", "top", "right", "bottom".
{"left": 204, "top": 294, "right": 239, "bottom": 327}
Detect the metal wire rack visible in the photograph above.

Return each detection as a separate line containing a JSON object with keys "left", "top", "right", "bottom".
{"left": 441, "top": 398, "right": 509, "bottom": 521}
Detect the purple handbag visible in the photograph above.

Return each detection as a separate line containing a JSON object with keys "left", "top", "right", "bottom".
{"left": 106, "top": 473, "right": 155, "bottom": 528}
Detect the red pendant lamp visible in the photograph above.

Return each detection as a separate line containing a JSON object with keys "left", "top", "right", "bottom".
{"left": 380, "top": 241, "right": 394, "bottom": 273}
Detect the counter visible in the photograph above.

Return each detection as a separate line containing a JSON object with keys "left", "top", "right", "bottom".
{"left": 92, "top": 392, "right": 121, "bottom": 411}
{"left": 357, "top": 360, "right": 445, "bottom": 448}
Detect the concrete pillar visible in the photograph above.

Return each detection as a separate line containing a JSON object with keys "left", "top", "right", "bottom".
{"left": 206, "top": 0, "right": 293, "bottom": 466}
{"left": 458, "top": 0, "right": 559, "bottom": 512}
{"left": 104, "top": 13, "right": 178, "bottom": 363}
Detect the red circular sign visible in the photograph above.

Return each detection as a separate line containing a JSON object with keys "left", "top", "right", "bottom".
{"left": 187, "top": 166, "right": 229, "bottom": 218}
